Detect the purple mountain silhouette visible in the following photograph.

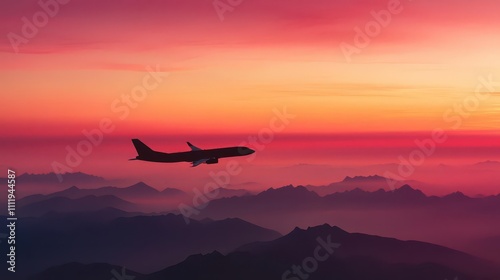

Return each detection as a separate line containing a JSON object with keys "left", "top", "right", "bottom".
{"left": 31, "top": 224, "right": 499, "bottom": 280}
{"left": 19, "top": 195, "right": 137, "bottom": 217}
{"left": 17, "top": 213, "right": 281, "bottom": 277}
{"left": 306, "top": 174, "right": 423, "bottom": 195}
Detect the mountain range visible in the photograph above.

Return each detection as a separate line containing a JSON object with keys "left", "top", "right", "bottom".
{"left": 192, "top": 183, "right": 500, "bottom": 264}
{"left": 29, "top": 224, "right": 500, "bottom": 280}
{"left": 18, "top": 182, "right": 184, "bottom": 207}
{"left": 6, "top": 176, "right": 500, "bottom": 277}
{"left": 18, "top": 195, "right": 138, "bottom": 217}
{"left": 10, "top": 211, "right": 281, "bottom": 277}
{"left": 17, "top": 182, "right": 250, "bottom": 214}
{"left": 197, "top": 183, "right": 500, "bottom": 218}
{"left": 306, "top": 174, "right": 423, "bottom": 195}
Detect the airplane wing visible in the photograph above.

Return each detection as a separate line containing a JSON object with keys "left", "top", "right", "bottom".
{"left": 191, "top": 158, "right": 208, "bottom": 167}
{"left": 187, "top": 142, "right": 202, "bottom": 151}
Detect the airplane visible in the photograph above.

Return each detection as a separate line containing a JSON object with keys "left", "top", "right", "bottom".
{"left": 130, "top": 139, "right": 255, "bottom": 167}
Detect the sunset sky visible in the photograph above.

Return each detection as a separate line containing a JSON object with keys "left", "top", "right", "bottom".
{"left": 1, "top": 0, "right": 499, "bottom": 195}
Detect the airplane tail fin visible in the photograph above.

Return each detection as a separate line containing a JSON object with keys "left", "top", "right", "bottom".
{"left": 131, "top": 139, "right": 157, "bottom": 157}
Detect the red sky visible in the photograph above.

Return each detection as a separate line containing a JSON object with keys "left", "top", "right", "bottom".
{"left": 1, "top": 0, "right": 499, "bottom": 195}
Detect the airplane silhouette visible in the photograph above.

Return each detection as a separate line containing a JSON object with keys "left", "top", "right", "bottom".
{"left": 130, "top": 139, "right": 255, "bottom": 167}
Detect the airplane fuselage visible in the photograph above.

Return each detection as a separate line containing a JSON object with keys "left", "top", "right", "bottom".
{"left": 135, "top": 147, "right": 250, "bottom": 163}
{"left": 130, "top": 139, "right": 255, "bottom": 166}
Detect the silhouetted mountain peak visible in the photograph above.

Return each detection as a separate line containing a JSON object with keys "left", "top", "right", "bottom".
{"left": 397, "top": 184, "right": 415, "bottom": 191}
{"left": 265, "top": 184, "right": 294, "bottom": 191}
{"left": 58, "top": 186, "right": 81, "bottom": 195}
{"left": 342, "top": 175, "right": 387, "bottom": 182}
{"left": 161, "top": 187, "right": 185, "bottom": 195}
{"left": 307, "top": 223, "right": 348, "bottom": 235}
{"left": 394, "top": 184, "right": 426, "bottom": 197}
{"left": 306, "top": 223, "right": 332, "bottom": 231}
{"left": 207, "top": 250, "right": 224, "bottom": 257}
{"left": 261, "top": 185, "right": 316, "bottom": 195}
{"left": 287, "top": 224, "right": 348, "bottom": 240}
{"left": 256, "top": 185, "right": 320, "bottom": 202}
{"left": 236, "top": 224, "right": 348, "bottom": 257}
{"left": 290, "top": 226, "right": 304, "bottom": 235}
{"left": 51, "top": 185, "right": 86, "bottom": 197}
{"left": 127, "top": 181, "right": 158, "bottom": 192}
{"left": 444, "top": 191, "right": 470, "bottom": 200}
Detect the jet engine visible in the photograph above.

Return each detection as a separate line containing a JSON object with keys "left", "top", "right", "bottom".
{"left": 206, "top": 158, "right": 219, "bottom": 164}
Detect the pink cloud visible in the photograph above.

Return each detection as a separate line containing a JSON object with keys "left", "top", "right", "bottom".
{"left": 1, "top": 0, "right": 499, "bottom": 54}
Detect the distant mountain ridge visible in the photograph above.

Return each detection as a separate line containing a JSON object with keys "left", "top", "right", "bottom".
{"left": 30, "top": 224, "right": 500, "bottom": 280}
{"left": 0, "top": 172, "right": 112, "bottom": 199}
{"left": 343, "top": 174, "right": 387, "bottom": 182}
{"left": 15, "top": 213, "right": 281, "bottom": 277}
{"left": 19, "top": 181, "right": 250, "bottom": 205}
{"left": 19, "top": 195, "right": 137, "bottom": 217}
{"left": 306, "top": 174, "right": 425, "bottom": 195}
{"left": 195, "top": 183, "right": 500, "bottom": 242}
{"left": 201, "top": 183, "right": 474, "bottom": 219}
{"left": 20, "top": 181, "right": 170, "bottom": 201}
